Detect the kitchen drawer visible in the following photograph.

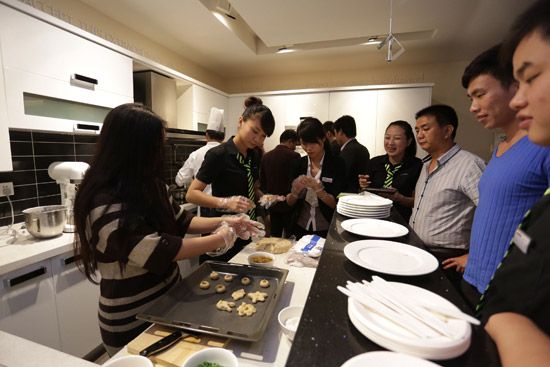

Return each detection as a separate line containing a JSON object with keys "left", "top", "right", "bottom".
{"left": 0, "top": 5, "right": 133, "bottom": 98}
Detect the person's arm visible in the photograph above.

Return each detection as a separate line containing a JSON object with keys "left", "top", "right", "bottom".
{"left": 175, "top": 154, "right": 194, "bottom": 187}
{"left": 388, "top": 190, "right": 415, "bottom": 208}
{"left": 186, "top": 178, "right": 251, "bottom": 213}
{"left": 442, "top": 253, "right": 468, "bottom": 272}
{"left": 174, "top": 232, "right": 227, "bottom": 260}
{"left": 485, "top": 312, "right": 550, "bottom": 367}
{"left": 315, "top": 187, "right": 337, "bottom": 208}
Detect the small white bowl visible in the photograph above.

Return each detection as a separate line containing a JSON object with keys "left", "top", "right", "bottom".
{"left": 278, "top": 305, "right": 304, "bottom": 341}
{"left": 182, "top": 347, "right": 238, "bottom": 367}
{"left": 102, "top": 355, "right": 153, "bottom": 367}
{"left": 247, "top": 251, "right": 275, "bottom": 267}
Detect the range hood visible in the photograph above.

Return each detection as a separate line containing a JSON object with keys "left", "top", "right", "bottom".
{"left": 133, "top": 71, "right": 177, "bottom": 126}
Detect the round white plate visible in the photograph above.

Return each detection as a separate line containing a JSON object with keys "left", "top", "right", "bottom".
{"left": 343, "top": 240, "right": 438, "bottom": 275}
{"left": 337, "top": 208, "right": 391, "bottom": 217}
{"left": 347, "top": 283, "right": 471, "bottom": 360}
{"left": 337, "top": 208, "right": 390, "bottom": 219}
{"left": 340, "top": 194, "right": 393, "bottom": 208}
{"left": 338, "top": 204, "right": 392, "bottom": 213}
{"left": 341, "top": 351, "right": 443, "bottom": 367}
{"left": 341, "top": 218, "right": 409, "bottom": 238}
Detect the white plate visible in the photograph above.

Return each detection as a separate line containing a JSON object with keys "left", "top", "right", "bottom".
{"left": 340, "top": 194, "right": 393, "bottom": 208}
{"left": 344, "top": 240, "right": 438, "bottom": 276}
{"left": 341, "top": 351, "right": 443, "bottom": 367}
{"left": 347, "top": 282, "right": 471, "bottom": 360}
{"left": 337, "top": 208, "right": 390, "bottom": 219}
{"left": 337, "top": 208, "right": 391, "bottom": 217}
{"left": 341, "top": 218, "right": 409, "bottom": 238}
{"left": 338, "top": 204, "right": 392, "bottom": 213}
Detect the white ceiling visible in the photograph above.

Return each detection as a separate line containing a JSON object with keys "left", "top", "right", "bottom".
{"left": 79, "top": 0, "right": 535, "bottom": 79}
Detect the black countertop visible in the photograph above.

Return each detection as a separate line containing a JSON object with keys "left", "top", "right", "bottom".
{"left": 285, "top": 210, "right": 500, "bottom": 367}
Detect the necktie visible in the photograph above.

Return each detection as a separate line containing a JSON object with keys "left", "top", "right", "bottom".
{"left": 383, "top": 162, "right": 402, "bottom": 188}
{"left": 236, "top": 152, "right": 256, "bottom": 220}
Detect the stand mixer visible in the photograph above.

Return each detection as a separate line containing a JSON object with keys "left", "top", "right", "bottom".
{"left": 48, "top": 161, "right": 90, "bottom": 233}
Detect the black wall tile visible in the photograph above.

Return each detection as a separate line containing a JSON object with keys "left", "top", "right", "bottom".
{"left": 0, "top": 170, "right": 36, "bottom": 186}
{"left": 37, "top": 182, "right": 61, "bottom": 197}
{"left": 11, "top": 157, "right": 35, "bottom": 171}
{"left": 38, "top": 195, "right": 61, "bottom": 206}
{"left": 9, "top": 130, "right": 31, "bottom": 141}
{"left": 75, "top": 143, "right": 96, "bottom": 155}
{"left": 75, "top": 135, "right": 98, "bottom": 143}
{"left": 0, "top": 184, "right": 37, "bottom": 203}
{"left": 0, "top": 214, "right": 24, "bottom": 227}
{"left": 75, "top": 155, "right": 94, "bottom": 164}
{"left": 10, "top": 141, "right": 33, "bottom": 156}
{"left": 35, "top": 155, "right": 76, "bottom": 170}
{"left": 33, "top": 131, "right": 74, "bottom": 143}
{"left": 33, "top": 142, "right": 75, "bottom": 156}
{"left": 0, "top": 198, "right": 39, "bottom": 218}
{"left": 35, "top": 169, "right": 55, "bottom": 183}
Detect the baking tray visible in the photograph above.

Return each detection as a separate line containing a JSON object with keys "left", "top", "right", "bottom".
{"left": 137, "top": 261, "right": 288, "bottom": 342}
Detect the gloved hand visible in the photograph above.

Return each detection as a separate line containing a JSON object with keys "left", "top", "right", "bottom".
{"left": 224, "top": 214, "right": 266, "bottom": 241}
{"left": 207, "top": 222, "right": 237, "bottom": 256}
{"left": 291, "top": 176, "right": 307, "bottom": 196}
{"left": 258, "top": 194, "right": 286, "bottom": 209}
{"left": 219, "top": 195, "right": 254, "bottom": 213}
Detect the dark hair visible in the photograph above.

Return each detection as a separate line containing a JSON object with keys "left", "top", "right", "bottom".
{"left": 297, "top": 117, "right": 332, "bottom": 155}
{"left": 461, "top": 44, "right": 514, "bottom": 89}
{"left": 386, "top": 120, "right": 417, "bottom": 158}
{"left": 242, "top": 96, "right": 275, "bottom": 137}
{"left": 206, "top": 129, "right": 225, "bottom": 141}
{"left": 501, "top": 0, "right": 550, "bottom": 66}
{"left": 74, "top": 103, "right": 176, "bottom": 283}
{"left": 334, "top": 115, "right": 357, "bottom": 138}
{"left": 322, "top": 121, "right": 335, "bottom": 134}
{"left": 280, "top": 129, "right": 298, "bottom": 143}
{"left": 415, "top": 104, "right": 459, "bottom": 140}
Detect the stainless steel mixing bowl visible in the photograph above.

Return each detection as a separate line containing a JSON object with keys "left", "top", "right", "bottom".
{"left": 22, "top": 205, "right": 67, "bottom": 239}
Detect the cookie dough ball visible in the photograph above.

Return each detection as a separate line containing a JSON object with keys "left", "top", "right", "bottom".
{"left": 199, "top": 280, "right": 210, "bottom": 289}
{"left": 215, "top": 284, "right": 226, "bottom": 294}
{"left": 259, "top": 279, "right": 270, "bottom": 288}
{"left": 210, "top": 271, "right": 220, "bottom": 280}
{"left": 224, "top": 274, "right": 234, "bottom": 282}
{"left": 241, "top": 276, "right": 251, "bottom": 286}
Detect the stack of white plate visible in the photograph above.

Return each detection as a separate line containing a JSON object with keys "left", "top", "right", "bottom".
{"left": 337, "top": 193, "right": 392, "bottom": 218}
{"left": 347, "top": 282, "right": 472, "bottom": 360}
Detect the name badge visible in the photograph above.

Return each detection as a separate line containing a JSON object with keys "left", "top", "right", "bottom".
{"left": 321, "top": 177, "right": 333, "bottom": 183}
{"left": 513, "top": 228, "right": 531, "bottom": 254}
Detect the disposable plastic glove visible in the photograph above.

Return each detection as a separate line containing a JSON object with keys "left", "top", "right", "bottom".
{"left": 290, "top": 176, "right": 308, "bottom": 196}
{"left": 224, "top": 214, "right": 266, "bottom": 241}
{"left": 219, "top": 195, "right": 255, "bottom": 213}
{"left": 258, "top": 194, "right": 286, "bottom": 209}
{"left": 207, "top": 222, "right": 237, "bottom": 256}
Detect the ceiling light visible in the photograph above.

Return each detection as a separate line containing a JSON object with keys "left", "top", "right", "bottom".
{"left": 276, "top": 46, "right": 296, "bottom": 54}
{"left": 361, "top": 37, "right": 382, "bottom": 45}
{"left": 212, "top": 11, "right": 230, "bottom": 27}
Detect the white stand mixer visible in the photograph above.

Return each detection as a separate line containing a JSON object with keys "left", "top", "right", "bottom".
{"left": 48, "top": 161, "right": 90, "bottom": 233}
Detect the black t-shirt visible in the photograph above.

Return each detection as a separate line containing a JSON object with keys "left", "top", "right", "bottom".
{"left": 479, "top": 190, "right": 550, "bottom": 334}
{"left": 367, "top": 154, "right": 422, "bottom": 220}
{"left": 196, "top": 137, "right": 260, "bottom": 201}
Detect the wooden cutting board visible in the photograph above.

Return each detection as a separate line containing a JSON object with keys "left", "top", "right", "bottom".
{"left": 127, "top": 324, "right": 229, "bottom": 367}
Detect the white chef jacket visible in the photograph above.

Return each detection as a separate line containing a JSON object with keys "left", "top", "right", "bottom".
{"left": 175, "top": 141, "right": 220, "bottom": 195}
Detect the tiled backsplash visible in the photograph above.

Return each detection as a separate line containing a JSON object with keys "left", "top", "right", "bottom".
{"left": 0, "top": 129, "right": 204, "bottom": 227}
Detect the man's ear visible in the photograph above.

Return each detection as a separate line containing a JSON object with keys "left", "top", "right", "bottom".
{"left": 445, "top": 124, "right": 455, "bottom": 140}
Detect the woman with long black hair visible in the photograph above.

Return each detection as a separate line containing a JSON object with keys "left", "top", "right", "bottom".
{"left": 74, "top": 103, "right": 260, "bottom": 355}
{"left": 286, "top": 117, "right": 346, "bottom": 238}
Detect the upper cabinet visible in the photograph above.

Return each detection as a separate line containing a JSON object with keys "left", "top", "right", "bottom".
{"left": 0, "top": 4, "right": 133, "bottom": 134}
{"left": 0, "top": 36, "right": 11, "bottom": 171}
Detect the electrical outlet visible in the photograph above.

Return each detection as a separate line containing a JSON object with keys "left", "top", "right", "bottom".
{"left": 0, "top": 182, "right": 14, "bottom": 197}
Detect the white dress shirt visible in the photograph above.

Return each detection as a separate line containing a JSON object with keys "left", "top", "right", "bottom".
{"left": 175, "top": 141, "right": 220, "bottom": 195}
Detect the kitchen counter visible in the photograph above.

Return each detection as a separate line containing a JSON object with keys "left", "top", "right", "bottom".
{"left": 0, "top": 223, "right": 75, "bottom": 276}
{"left": 109, "top": 243, "right": 317, "bottom": 366}
{"left": 285, "top": 211, "right": 501, "bottom": 366}
{"left": 0, "top": 331, "right": 97, "bottom": 367}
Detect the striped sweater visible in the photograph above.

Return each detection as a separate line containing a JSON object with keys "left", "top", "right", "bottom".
{"left": 86, "top": 193, "right": 193, "bottom": 355}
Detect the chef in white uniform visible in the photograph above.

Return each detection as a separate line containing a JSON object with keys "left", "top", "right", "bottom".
{"left": 175, "top": 107, "right": 225, "bottom": 216}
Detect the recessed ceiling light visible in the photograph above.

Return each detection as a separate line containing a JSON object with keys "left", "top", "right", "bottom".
{"left": 361, "top": 37, "right": 382, "bottom": 45}
{"left": 277, "top": 47, "right": 296, "bottom": 54}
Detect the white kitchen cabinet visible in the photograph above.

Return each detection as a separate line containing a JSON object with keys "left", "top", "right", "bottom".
{"left": 283, "top": 92, "right": 329, "bottom": 126}
{"left": 0, "top": 4, "right": 133, "bottom": 133}
{"left": 51, "top": 252, "right": 101, "bottom": 357}
{"left": 0, "top": 36, "right": 11, "bottom": 171}
{"left": 192, "top": 85, "right": 228, "bottom": 130}
{"left": 0, "top": 259, "right": 61, "bottom": 350}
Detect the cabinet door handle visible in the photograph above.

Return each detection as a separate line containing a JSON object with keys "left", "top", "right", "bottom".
{"left": 5, "top": 266, "right": 47, "bottom": 288}
{"left": 71, "top": 73, "right": 98, "bottom": 85}
{"left": 62, "top": 255, "right": 80, "bottom": 266}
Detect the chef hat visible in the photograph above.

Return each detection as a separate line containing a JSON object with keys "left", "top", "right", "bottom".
{"left": 206, "top": 107, "right": 224, "bottom": 132}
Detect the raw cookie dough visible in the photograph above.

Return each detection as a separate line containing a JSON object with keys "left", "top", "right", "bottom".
{"left": 237, "top": 302, "right": 257, "bottom": 317}
{"left": 216, "top": 300, "right": 235, "bottom": 312}
{"left": 231, "top": 288, "right": 246, "bottom": 301}
{"left": 241, "top": 276, "right": 251, "bottom": 285}
{"left": 259, "top": 279, "right": 270, "bottom": 288}
{"left": 210, "top": 271, "right": 220, "bottom": 280}
{"left": 199, "top": 280, "right": 210, "bottom": 289}
{"left": 247, "top": 291, "right": 268, "bottom": 303}
{"left": 215, "top": 284, "right": 226, "bottom": 293}
{"left": 224, "top": 274, "right": 234, "bottom": 282}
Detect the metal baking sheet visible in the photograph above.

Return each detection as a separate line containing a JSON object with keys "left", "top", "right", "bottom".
{"left": 137, "top": 260, "right": 288, "bottom": 342}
